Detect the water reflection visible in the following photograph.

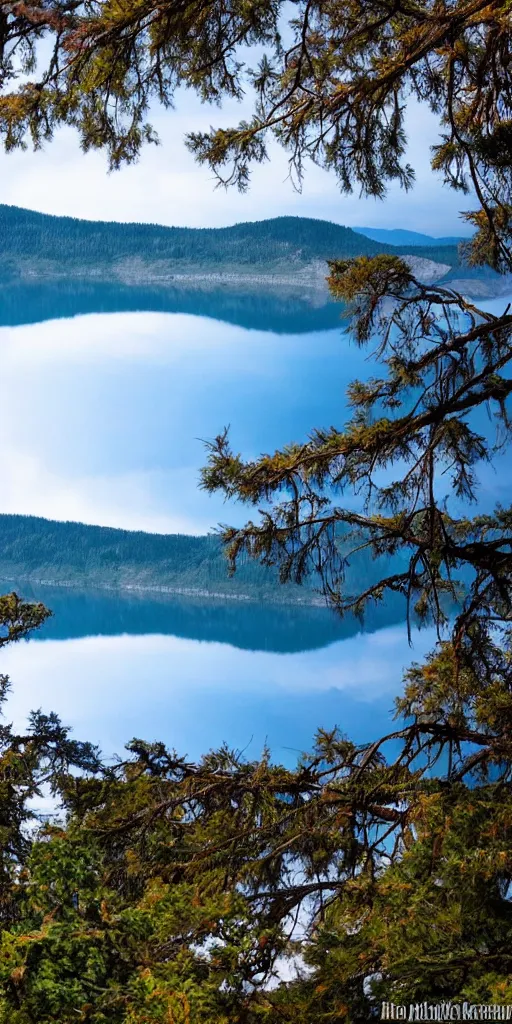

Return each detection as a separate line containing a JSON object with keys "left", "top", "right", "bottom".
{"left": 0, "top": 279, "right": 343, "bottom": 335}
{"left": 2, "top": 579, "right": 408, "bottom": 654}
{"left": 3, "top": 622, "right": 436, "bottom": 765}
{"left": 0, "top": 310, "right": 362, "bottom": 534}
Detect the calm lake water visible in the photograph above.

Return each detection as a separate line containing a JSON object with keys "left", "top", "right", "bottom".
{"left": 0, "top": 282, "right": 508, "bottom": 766}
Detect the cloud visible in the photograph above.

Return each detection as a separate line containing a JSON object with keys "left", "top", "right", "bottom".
{"left": 0, "top": 308, "right": 376, "bottom": 535}
{"left": 2, "top": 626, "right": 436, "bottom": 718}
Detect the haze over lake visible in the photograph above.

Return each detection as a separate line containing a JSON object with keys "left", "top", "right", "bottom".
{"left": 1, "top": 283, "right": 508, "bottom": 764}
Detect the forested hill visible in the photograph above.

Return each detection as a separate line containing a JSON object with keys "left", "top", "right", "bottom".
{"left": 0, "top": 204, "right": 461, "bottom": 272}
{"left": 0, "top": 514, "right": 402, "bottom": 608}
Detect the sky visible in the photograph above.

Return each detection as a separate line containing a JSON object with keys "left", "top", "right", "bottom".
{"left": 0, "top": 77, "right": 475, "bottom": 235}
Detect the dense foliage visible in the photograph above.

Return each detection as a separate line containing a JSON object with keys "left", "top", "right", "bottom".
{"left": 0, "top": 1, "right": 507, "bottom": 270}
{"left": 0, "top": 205, "right": 460, "bottom": 270}
{"left": 1, "top": 640, "right": 512, "bottom": 1024}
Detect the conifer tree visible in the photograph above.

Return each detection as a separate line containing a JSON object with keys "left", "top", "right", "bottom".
{"left": 0, "top": 594, "right": 101, "bottom": 1021}
{"left": 3, "top": 650, "right": 512, "bottom": 1023}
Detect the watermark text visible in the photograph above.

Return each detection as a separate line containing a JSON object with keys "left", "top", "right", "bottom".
{"left": 381, "top": 1004, "right": 512, "bottom": 1021}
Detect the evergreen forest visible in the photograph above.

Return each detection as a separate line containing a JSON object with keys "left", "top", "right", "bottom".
{"left": 0, "top": 513, "right": 405, "bottom": 608}
{"left": 0, "top": 205, "right": 461, "bottom": 271}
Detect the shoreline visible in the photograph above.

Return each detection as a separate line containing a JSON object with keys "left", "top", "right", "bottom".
{"left": 2, "top": 258, "right": 511, "bottom": 300}
{"left": 0, "top": 573, "right": 328, "bottom": 609}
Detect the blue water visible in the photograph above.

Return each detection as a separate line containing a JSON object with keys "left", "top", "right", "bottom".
{"left": 2, "top": 614, "right": 436, "bottom": 766}
{"left": 0, "top": 310, "right": 363, "bottom": 534}
{"left": 0, "top": 282, "right": 508, "bottom": 765}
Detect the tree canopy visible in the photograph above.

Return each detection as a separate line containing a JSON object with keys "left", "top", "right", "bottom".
{"left": 1, "top": 639, "right": 512, "bottom": 1023}
{"left": 202, "top": 259, "right": 512, "bottom": 652}
{"left": 1, "top": 0, "right": 510, "bottom": 640}
{"left": 0, "top": 1, "right": 509, "bottom": 264}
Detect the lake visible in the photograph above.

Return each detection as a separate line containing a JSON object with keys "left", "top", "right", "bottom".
{"left": 0, "top": 281, "right": 507, "bottom": 767}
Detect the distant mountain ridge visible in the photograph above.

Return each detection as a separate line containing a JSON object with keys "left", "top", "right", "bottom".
{"left": 1, "top": 204, "right": 507, "bottom": 298}
{"left": 353, "top": 226, "right": 472, "bottom": 247}
{"left": 0, "top": 204, "right": 461, "bottom": 279}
